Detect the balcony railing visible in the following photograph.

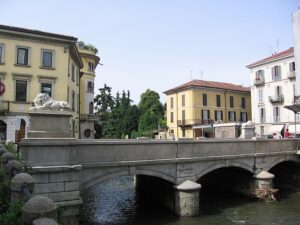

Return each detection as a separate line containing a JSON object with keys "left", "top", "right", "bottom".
{"left": 0, "top": 100, "right": 9, "bottom": 113}
{"left": 269, "top": 95, "right": 284, "bottom": 104}
{"left": 253, "top": 79, "right": 265, "bottom": 86}
{"left": 288, "top": 71, "right": 296, "bottom": 79}
{"left": 177, "top": 119, "right": 212, "bottom": 126}
{"left": 80, "top": 114, "right": 101, "bottom": 122}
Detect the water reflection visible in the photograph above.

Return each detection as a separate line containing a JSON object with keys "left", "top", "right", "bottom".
{"left": 80, "top": 176, "right": 300, "bottom": 225}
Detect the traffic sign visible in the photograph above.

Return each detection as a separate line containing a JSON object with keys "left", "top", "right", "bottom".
{"left": 0, "top": 81, "right": 5, "bottom": 96}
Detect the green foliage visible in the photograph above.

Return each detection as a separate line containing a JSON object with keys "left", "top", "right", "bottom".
{"left": 0, "top": 201, "right": 23, "bottom": 225}
{"left": 138, "top": 89, "right": 164, "bottom": 133}
{"left": 0, "top": 167, "right": 11, "bottom": 213}
{"left": 4, "top": 142, "right": 20, "bottom": 160}
{"left": 78, "top": 40, "right": 98, "bottom": 54}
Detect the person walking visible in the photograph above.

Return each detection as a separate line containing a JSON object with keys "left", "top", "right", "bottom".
{"left": 284, "top": 129, "right": 291, "bottom": 138}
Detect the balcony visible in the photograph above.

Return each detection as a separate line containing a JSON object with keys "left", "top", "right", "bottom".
{"left": 253, "top": 78, "right": 265, "bottom": 86}
{"left": 177, "top": 119, "right": 211, "bottom": 126}
{"left": 288, "top": 71, "right": 296, "bottom": 79}
{"left": 269, "top": 95, "right": 284, "bottom": 104}
{"left": 80, "top": 114, "right": 101, "bottom": 122}
{"left": 0, "top": 100, "right": 9, "bottom": 113}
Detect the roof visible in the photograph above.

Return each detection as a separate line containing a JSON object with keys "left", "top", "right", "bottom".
{"left": 247, "top": 47, "right": 294, "bottom": 68}
{"left": 164, "top": 80, "right": 250, "bottom": 94}
{"left": 0, "top": 24, "right": 77, "bottom": 41}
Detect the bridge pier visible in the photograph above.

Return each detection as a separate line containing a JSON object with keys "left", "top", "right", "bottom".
{"left": 174, "top": 180, "right": 201, "bottom": 216}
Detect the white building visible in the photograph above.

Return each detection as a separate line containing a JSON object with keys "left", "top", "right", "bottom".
{"left": 247, "top": 48, "right": 297, "bottom": 137}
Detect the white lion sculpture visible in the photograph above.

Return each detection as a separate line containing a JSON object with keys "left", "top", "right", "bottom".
{"left": 30, "top": 93, "right": 71, "bottom": 111}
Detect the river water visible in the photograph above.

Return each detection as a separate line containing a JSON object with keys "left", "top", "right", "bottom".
{"left": 80, "top": 176, "right": 300, "bottom": 225}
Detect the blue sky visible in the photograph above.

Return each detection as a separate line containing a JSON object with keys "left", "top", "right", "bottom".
{"left": 0, "top": 0, "right": 299, "bottom": 104}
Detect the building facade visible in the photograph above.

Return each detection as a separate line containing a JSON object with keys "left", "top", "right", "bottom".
{"left": 78, "top": 46, "right": 100, "bottom": 139}
{"left": 164, "top": 80, "right": 251, "bottom": 139}
{"left": 0, "top": 24, "right": 83, "bottom": 142}
{"left": 247, "top": 48, "right": 297, "bottom": 137}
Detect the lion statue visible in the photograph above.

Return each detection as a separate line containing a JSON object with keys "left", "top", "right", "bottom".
{"left": 30, "top": 93, "right": 71, "bottom": 111}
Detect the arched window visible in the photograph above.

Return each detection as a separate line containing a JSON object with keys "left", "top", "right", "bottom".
{"left": 89, "top": 102, "right": 94, "bottom": 114}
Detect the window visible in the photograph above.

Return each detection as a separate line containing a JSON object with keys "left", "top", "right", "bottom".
{"left": 260, "top": 108, "right": 265, "bottom": 123}
{"left": 273, "top": 106, "right": 280, "bottom": 122}
{"left": 228, "top": 111, "right": 236, "bottom": 122}
{"left": 170, "top": 97, "right": 173, "bottom": 109}
{"left": 241, "top": 97, "right": 246, "bottom": 109}
{"left": 182, "top": 110, "right": 185, "bottom": 121}
{"left": 272, "top": 65, "right": 281, "bottom": 81}
{"left": 203, "top": 94, "right": 207, "bottom": 106}
{"left": 296, "top": 113, "right": 300, "bottom": 121}
{"left": 182, "top": 94, "right": 185, "bottom": 107}
{"left": 215, "top": 110, "right": 223, "bottom": 121}
{"left": 71, "top": 64, "right": 75, "bottom": 82}
{"left": 182, "top": 129, "right": 186, "bottom": 137}
{"left": 77, "top": 94, "right": 80, "bottom": 113}
{"left": 0, "top": 44, "right": 4, "bottom": 63}
{"left": 41, "top": 83, "right": 52, "bottom": 97}
{"left": 260, "top": 126, "right": 264, "bottom": 136}
{"left": 87, "top": 81, "right": 94, "bottom": 93}
{"left": 41, "top": 50, "right": 53, "bottom": 68}
{"left": 230, "top": 96, "right": 234, "bottom": 108}
{"left": 72, "top": 90, "right": 75, "bottom": 111}
{"left": 240, "top": 112, "right": 247, "bottom": 122}
{"left": 89, "top": 102, "right": 94, "bottom": 114}
{"left": 255, "top": 70, "right": 264, "bottom": 80}
{"left": 15, "top": 80, "right": 27, "bottom": 102}
{"left": 88, "top": 62, "right": 94, "bottom": 72}
{"left": 17, "top": 47, "right": 29, "bottom": 65}
{"left": 202, "top": 109, "right": 210, "bottom": 124}
{"left": 216, "top": 95, "right": 221, "bottom": 107}
{"left": 170, "top": 112, "right": 174, "bottom": 123}
{"left": 76, "top": 68, "right": 79, "bottom": 85}
{"left": 258, "top": 89, "right": 263, "bottom": 103}
{"left": 289, "top": 62, "right": 296, "bottom": 72}
{"left": 275, "top": 86, "right": 282, "bottom": 98}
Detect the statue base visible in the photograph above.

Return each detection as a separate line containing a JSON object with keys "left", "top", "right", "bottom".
{"left": 28, "top": 110, "right": 72, "bottom": 138}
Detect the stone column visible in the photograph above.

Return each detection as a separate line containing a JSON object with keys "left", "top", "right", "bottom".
{"left": 11, "top": 172, "right": 35, "bottom": 203}
{"left": 22, "top": 196, "right": 57, "bottom": 225}
{"left": 174, "top": 180, "right": 201, "bottom": 216}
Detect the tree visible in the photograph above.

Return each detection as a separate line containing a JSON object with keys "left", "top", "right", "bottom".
{"left": 138, "top": 89, "right": 164, "bottom": 133}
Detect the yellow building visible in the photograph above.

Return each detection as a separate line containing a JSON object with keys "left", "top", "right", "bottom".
{"left": 78, "top": 43, "right": 100, "bottom": 139}
{"left": 164, "top": 80, "right": 251, "bottom": 139}
{"left": 0, "top": 24, "right": 83, "bottom": 142}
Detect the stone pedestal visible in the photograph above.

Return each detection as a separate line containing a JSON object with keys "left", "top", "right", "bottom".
{"left": 28, "top": 111, "right": 72, "bottom": 138}
{"left": 174, "top": 180, "right": 201, "bottom": 216}
{"left": 253, "top": 171, "right": 274, "bottom": 189}
{"left": 239, "top": 124, "right": 255, "bottom": 139}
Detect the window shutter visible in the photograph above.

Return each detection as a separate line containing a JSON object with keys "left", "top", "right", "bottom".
{"left": 245, "top": 112, "right": 248, "bottom": 121}
{"left": 240, "top": 112, "right": 242, "bottom": 122}
{"left": 215, "top": 111, "right": 217, "bottom": 121}
{"left": 208, "top": 110, "right": 210, "bottom": 119}
{"left": 234, "top": 112, "right": 236, "bottom": 121}
{"left": 228, "top": 111, "right": 230, "bottom": 121}
{"left": 278, "top": 66, "right": 281, "bottom": 78}
{"left": 272, "top": 67, "right": 275, "bottom": 80}
{"left": 201, "top": 109, "right": 203, "bottom": 120}
{"left": 221, "top": 111, "right": 223, "bottom": 120}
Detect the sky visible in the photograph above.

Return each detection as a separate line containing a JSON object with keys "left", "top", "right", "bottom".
{"left": 0, "top": 0, "right": 299, "bottom": 104}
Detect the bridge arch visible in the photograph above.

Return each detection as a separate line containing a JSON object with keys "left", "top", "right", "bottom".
{"left": 195, "top": 161, "right": 254, "bottom": 181}
{"left": 266, "top": 156, "right": 300, "bottom": 172}
{"left": 81, "top": 168, "right": 176, "bottom": 191}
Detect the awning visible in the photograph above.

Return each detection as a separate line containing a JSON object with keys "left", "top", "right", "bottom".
{"left": 268, "top": 124, "right": 284, "bottom": 134}
{"left": 284, "top": 104, "right": 300, "bottom": 113}
{"left": 288, "top": 124, "right": 300, "bottom": 134}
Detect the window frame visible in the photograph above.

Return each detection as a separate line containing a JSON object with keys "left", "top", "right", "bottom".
{"left": 182, "top": 94, "right": 185, "bottom": 107}
{"left": 0, "top": 44, "right": 5, "bottom": 64}
{"left": 15, "top": 80, "right": 28, "bottom": 102}
{"left": 41, "top": 49, "right": 55, "bottom": 69}
{"left": 230, "top": 96, "right": 234, "bottom": 108}
{"left": 16, "top": 46, "right": 30, "bottom": 66}
{"left": 71, "top": 63, "right": 75, "bottom": 82}
{"left": 203, "top": 93, "right": 207, "bottom": 106}
{"left": 13, "top": 74, "right": 32, "bottom": 103}
{"left": 216, "top": 95, "right": 221, "bottom": 107}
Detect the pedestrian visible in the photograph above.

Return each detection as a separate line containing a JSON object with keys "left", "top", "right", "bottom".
{"left": 170, "top": 131, "right": 175, "bottom": 140}
{"left": 284, "top": 129, "right": 290, "bottom": 138}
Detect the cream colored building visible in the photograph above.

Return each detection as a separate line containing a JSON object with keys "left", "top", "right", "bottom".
{"left": 0, "top": 24, "right": 83, "bottom": 142}
{"left": 164, "top": 80, "right": 251, "bottom": 139}
{"left": 78, "top": 45, "right": 100, "bottom": 139}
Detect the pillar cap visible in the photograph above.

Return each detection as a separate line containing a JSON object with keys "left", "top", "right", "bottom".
{"left": 254, "top": 171, "right": 274, "bottom": 179}
{"left": 1, "top": 152, "right": 15, "bottom": 163}
{"left": 175, "top": 180, "right": 201, "bottom": 191}
{"left": 11, "top": 172, "right": 35, "bottom": 191}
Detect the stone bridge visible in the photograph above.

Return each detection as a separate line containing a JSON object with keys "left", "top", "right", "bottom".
{"left": 20, "top": 138, "right": 300, "bottom": 224}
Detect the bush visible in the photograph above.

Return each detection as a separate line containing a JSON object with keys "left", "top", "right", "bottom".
{"left": 0, "top": 201, "right": 23, "bottom": 225}
{"left": 0, "top": 167, "right": 11, "bottom": 213}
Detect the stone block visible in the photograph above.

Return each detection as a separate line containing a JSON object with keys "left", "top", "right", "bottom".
{"left": 50, "top": 191, "right": 80, "bottom": 202}
{"left": 33, "top": 218, "right": 59, "bottom": 225}
{"left": 49, "top": 172, "right": 78, "bottom": 183}
{"left": 64, "top": 182, "right": 79, "bottom": 191}
{"left": 35, "top": 183, "right": 64, "bottom": 194}
{"left": 33, "top": 174, "right": 49, "bottom": 183}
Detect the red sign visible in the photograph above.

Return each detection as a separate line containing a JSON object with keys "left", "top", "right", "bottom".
{"left": 0, "top": 81, "right": 5, "bottom": 96}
